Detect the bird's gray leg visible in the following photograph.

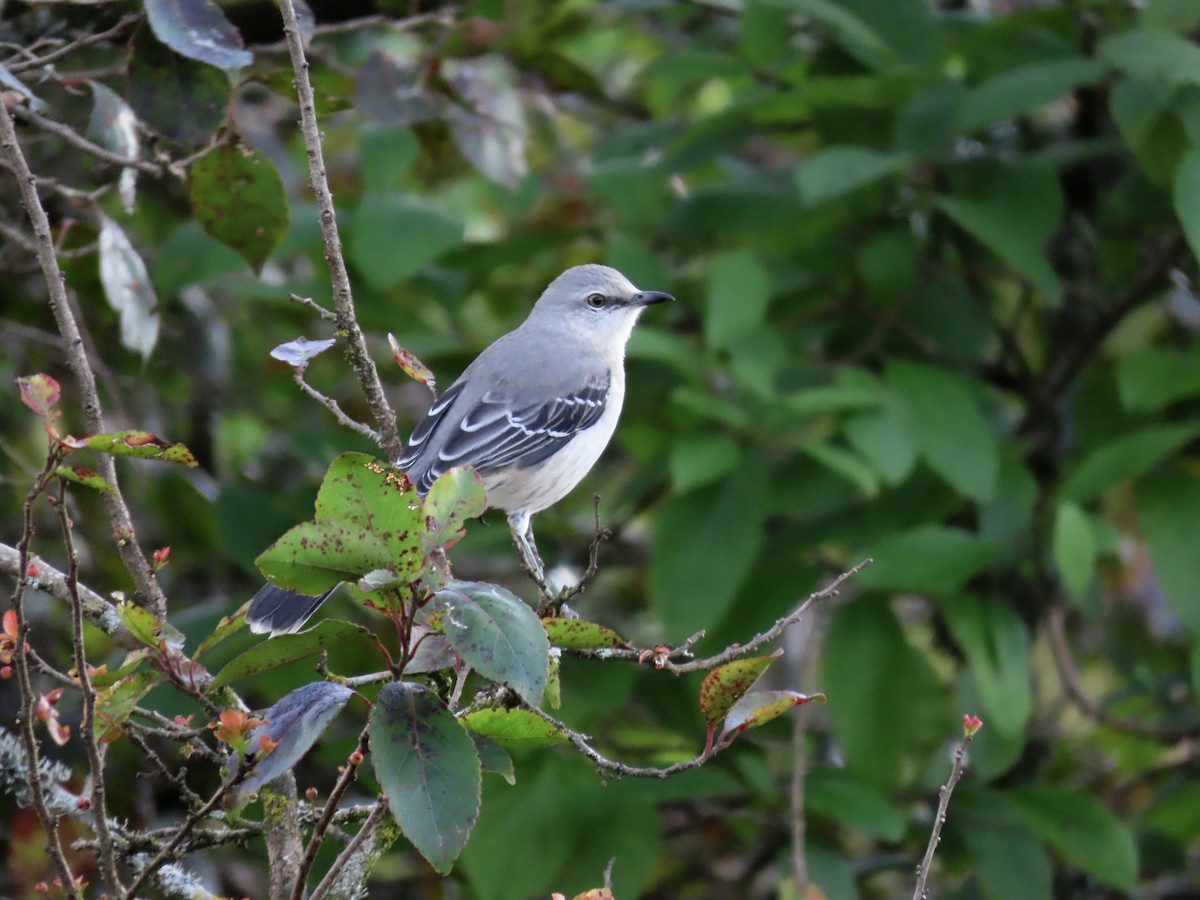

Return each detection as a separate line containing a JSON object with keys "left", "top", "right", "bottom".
{"left": 508, "top": 511, "right": 553, "bottom": 597}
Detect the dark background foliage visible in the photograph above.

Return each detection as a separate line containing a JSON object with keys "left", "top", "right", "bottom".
{"left": 3, "top": 0, "right": 1200, "bottom": 897}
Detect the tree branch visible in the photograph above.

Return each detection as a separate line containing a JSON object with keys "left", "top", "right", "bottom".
{"left": 275, "top": 0, "right": 402, "bottom": 461}
{"left": 0, "top": 98, "right": 169, "bottom": 619}
{"left": 568, "top": 560, "right": 872, "bottom": 673}
{"left": 912, "top": 720, "right": 981, "bottom": 900}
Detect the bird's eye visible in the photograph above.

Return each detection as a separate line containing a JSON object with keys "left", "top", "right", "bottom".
{"left": 586, "top": 293, "right": 607, "bottom": 309}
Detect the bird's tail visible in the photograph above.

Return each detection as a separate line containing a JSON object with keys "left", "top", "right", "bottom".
{"left": 245, "top": 583, "right": 335, "bottom": 636}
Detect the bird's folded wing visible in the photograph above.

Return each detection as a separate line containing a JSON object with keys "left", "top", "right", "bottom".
{"left": 399, "top": 374, "right": 611, "bottom": 492}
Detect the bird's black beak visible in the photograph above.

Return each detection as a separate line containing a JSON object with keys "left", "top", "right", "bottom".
{"left": 630, "top": 290, "right": 674, "bottom": 307}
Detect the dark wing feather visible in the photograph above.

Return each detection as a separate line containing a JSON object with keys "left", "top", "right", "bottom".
{"left": 399, "top": 374, "right": 610, "bottom": 494}
{"left": 246, "top": 583, "right": 336, "bottom": 635}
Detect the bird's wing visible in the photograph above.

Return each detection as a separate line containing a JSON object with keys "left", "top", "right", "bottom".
{"left": 398, "top": 371, "right": 611, "bottom": 493}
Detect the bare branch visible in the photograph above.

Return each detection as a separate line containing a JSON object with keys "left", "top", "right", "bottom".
{"left": 0, "top": 543, "right": 137, "bottom": 647}
{"left": 6, "top": 13, "right": 142, "bottom": 73}
{"left": 1048, "top": 605, "right": 1198, "bottom": 740}
{"left": 289, "top": 292, "right": 336, "bottom": 322}
{"left": 568, "top": 560, "right": 872, "bottom": 674}
{"left": 293, "top": 367, "right": 381, "bottom": 443}
{"left": 16, "top": 107, "right": 162, "bottom": 175}
{"left": 289, "top": 725, "right": 372, "bottom": 900}
{"left": 251, "top": 9, "right": 456, "bottom": 53}
{"left": 912, "top": 722, "right": 981, "bottom": 900}
{"left": 0, "top": 97, "right": 169, "bottom": 618}
{"left": 263, "top": 776, "right": 305, "bottom": 899}
{"left": 56, "top": 481, "right": 124, "bottom": 893}
{"left": 275, "top": 0, "right": 402, "bottom": 461}
{"left": 8, "top": 454, "right": 83, "bottom": 898}
{"left": 309, "top": 799, "right": 389, "bottom": 900}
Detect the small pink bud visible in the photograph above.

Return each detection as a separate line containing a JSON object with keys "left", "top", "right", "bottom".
{"left": 962, "top": 714, "right": 983, "bottom": 737}
{"left": 348, "top": 750, "right": 364, "bottom": 765}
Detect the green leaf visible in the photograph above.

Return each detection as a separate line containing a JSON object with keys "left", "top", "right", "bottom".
{"left": 1173, "top": 147, "right": 1200, "bottom": 263}
{"left": 459, "top": 707, "right": 566, "bottom": 750}
{"left": 937, "top": 164, "right": 1062, "bottom": 303}
{"left": 1058, "top": 423, "right": 1200, "bottom": 502}
{"left": 210, "top": 620, "right": 380, "bottom": 690}
{"left": 955, "top": 785, "right": 1053, "bottom": 900}
{"left": 256, "top": 522, "right": 391, "bottom": 596}
{"left": 705, "top": 251, "right": 771, "bottom": 350}
{"left": 433, "top": 582, "right": 549, "bottom": 705}
{"left": 1117, "top": 349, "right": 1200, "bottom": 412}
{"left": 1136, "top": 468, "right": 1200, "bottom": 635}
{"left": 843, "top": 402, "right": 917, "bottom": 485}
{"left": 193, "top": 612, "right": 245, "bottom": 658}
{"left": 942, "top": 594, "right": 1032, "bottom": 738}
{"left": 955, "top": 58, "right": 1105, "bottom": 134}
{"left": 126, "top": 26, "right": 229, "bottom": 148}
{"left": 669, "top": 434, "right": 741, "bottom": 493}
{"left": 115, "top": 601, "right": 166, "bottom": 649}
{"left": 824, "top": 597, "right": 950, "bottom": 788}
{"left": 1109, "top": 76, "right": 1189, "bottom": 184}
{"left": 805, "top": 768, "right": 907, "bottom": 841}
{"left": 541, "top": 618, "right": 627, "bottom": 650}
{"left": 698, "top": 653, "right": 779, "bottom": 726}
{"left": 422, "top": 467, "right": 486, "bottom": 554}
{"left": 95, "top": 671, "right": 165, "bottom": 742}
{"left": 788, "top": 0, "right": 893, "bottom": 70}
{"left": 1143, "top": 0, "right": 1200, "bottom": 31}
{"left": 887, "top": 362, "right": 997, "bottom": 502}
{"left": 1098, "top": 26, "right": 1200, "bottom": 84}
{"left": 858, "top": 526, "right": 997, "bottom": 597}
{"left": 721, "top": 690, "right": 823, "bottom": 737}
{"left": 785, "top": 383, "right": 884, "bottom": 419}
{"left": 1012, "top": 785, "right": 1138, "bottom": 891}
{"left": 470, "top": 732, "right": 515, "bottom": 785}
{"left": 237, "top": 682, "right": 354, "bottom": 801}
{"left": 188, "top": 141, "right": 289, "bottom": 274}
{"left": 651, "top": 458, "right": 766, "bottom": 640}
{"left": 81, "top": 430, "right": 197, "bottom": 467}
{"left": 798, "top": 441, "right": 880, "bottom": 497}
{"left": 144, "top": 0, "right": 252, "bottom": 71}
{"left": 795, "top": 146, "right": 911, "bottom": 205}
{"left": 371, "top": 682, "right": 481, "bottom": 875}
{"left": 256, "top": 453, "right": 424, "bottom": 596}
{"left": 349, "top": 198, "right": 461, "bottom": 290}
{"left": 1052, "top": 503, "right": 1097, "bottom": 607}
{"left": 54, "top": 466, "right": 115, "bottom": 496}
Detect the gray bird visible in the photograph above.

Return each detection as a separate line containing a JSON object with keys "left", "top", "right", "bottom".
{"left": 247, "top": 264, "right": 673, "bottom": 635}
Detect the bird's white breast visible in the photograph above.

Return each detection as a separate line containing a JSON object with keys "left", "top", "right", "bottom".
{"left": 482, "top": 367, "right": 625, "bottom": 515}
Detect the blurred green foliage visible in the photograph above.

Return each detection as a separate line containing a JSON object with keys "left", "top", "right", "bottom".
{"left": 3, "top": 0, "right": 1200, "bottom": 897}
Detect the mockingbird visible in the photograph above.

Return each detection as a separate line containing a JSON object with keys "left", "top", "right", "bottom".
{"left": 247, "top": 264, "right": 673, "bottom": 635}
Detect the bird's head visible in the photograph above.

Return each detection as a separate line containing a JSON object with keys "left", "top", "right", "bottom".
{"left": 528, "top": 264, "right": 674, "bottom": 345}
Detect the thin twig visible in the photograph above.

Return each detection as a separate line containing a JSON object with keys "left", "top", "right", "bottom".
{"left": 519, "top": 701, "right": 730, "bottom": 779}
{"left": 912, "top": 721, "right": 981, "bottom": 900}
{"left": 1048, "top": 605, "right": 1198, "bottom": 740}
{"left": 55, "top": 483, "right": 123, "bottom": 893}
{"left": 308, "top": 798, "right": 388, "bottom": 900}
{"left": 569, "top": 560, "right": 872, "bottom": 673}
{"left": 16, "top": 107, "right": 161, "bottom": 175}
{"left": 790, "top": 610, "right": 825, "bottom": 890}
{"left": 275, "top": 0, "right": 402, "bottom": 461}
{"left": 6, "top": 13, "right": 142, "bottom": 73}
{"left": 289, "top": 292, "right": 336, "bottom": 321}
{"left": 9, "top": 453, "right": 83, "bottom": 898}
{"left": 293, "top": 367, "right": 381, "bottom": 443}
{"left": 0, "top": 98, "right": 169, "bottom": 619}
{"left": 122, "top": 769, "right": 248, "bottom": 899}
{"left": 556, "top": 493, "right": 612, "bottom": 605}
{"left": 289, "top": 725, "right": 372, "bottom": 900}
{"left": 251, "top": 9, "right": 455, "bottom": 52}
